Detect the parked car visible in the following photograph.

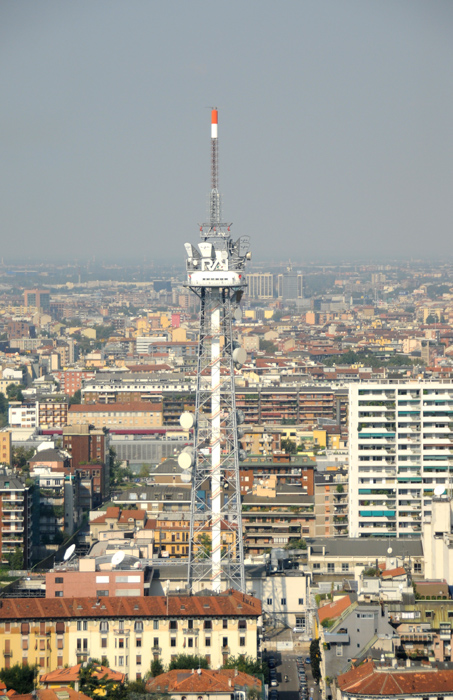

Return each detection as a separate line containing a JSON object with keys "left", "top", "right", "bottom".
{"left": 269, "top": 691, "right": 278, "bottom": 700}
{"left": 305, "top": 657, "right": 311, "bottom": 664}
{"left": 270, "top": 678, "right": 278, "bottom": 687}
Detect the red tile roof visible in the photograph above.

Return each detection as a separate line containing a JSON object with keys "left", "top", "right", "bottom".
{"left": 318, "top": 595, "right": 351, "bottom": 623}
{"left": 14, "top": 691, "right": 92, "bottom": 700}
{"left": 0, "top": 590, "right": 261, "bottom": 621}
{"left": 40, "top": 665, "right": 124, "bottom": 686}
{"left": 338, "top": 660, "right": 453, "bottom": 695}
{"left": 381, "top": 567, "right": 406, "bottom": 579}
{"left": 146, "top": 669, "right": 261, "bottom": 694}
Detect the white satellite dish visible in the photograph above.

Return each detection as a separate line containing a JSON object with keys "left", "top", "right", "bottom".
{"left": 63, "top": 544, "right": 76, "bottom": 561}
{"left": 180, "top": 412, "right": 195, "bottom": 430}
{"left": 233, "top": 308, "right": 242, "bottom": 321}
{"left": 434, "top": 485, "right": 446, "bottom": 497}
{"left": 387, "top": 547, "right": 393, "bottom": 555}
{"left": 111, "top": 551, "right": 125, "bottom": 567}
{"left": 133, "top": 561, "right": 141, "bottom": 569}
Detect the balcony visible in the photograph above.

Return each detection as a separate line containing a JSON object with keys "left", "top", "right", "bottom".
{"left": 183, "top": 628, "right": 199, "bottom": 635}
{"left": 113, "top": 629, "right": 129, "bottom": 636}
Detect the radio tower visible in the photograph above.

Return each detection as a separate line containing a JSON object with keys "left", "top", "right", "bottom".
{"left": 179, "top": 109, "right": 251, "bottom": 594}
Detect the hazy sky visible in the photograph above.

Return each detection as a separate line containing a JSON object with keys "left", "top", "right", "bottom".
{"left": 1, "top": 1, "right": 453, "bottom": 264}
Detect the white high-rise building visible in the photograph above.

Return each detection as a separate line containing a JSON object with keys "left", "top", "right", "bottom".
{"left": 349, "top": 382, "right": 453, "bottom": 539}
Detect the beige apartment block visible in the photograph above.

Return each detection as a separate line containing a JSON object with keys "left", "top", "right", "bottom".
{"left": 68, "top": 403, "right": 163, "bottom": 430}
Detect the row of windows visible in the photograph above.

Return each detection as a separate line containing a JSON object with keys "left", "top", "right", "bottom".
{"left": 266, "top": 598, "right": 304, "bottom": 606}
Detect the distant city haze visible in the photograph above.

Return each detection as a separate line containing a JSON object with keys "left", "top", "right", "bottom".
{"left": 1, "top": 1, "right": 453, "bottom": 263}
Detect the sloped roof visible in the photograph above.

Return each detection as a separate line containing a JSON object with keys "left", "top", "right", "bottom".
{"left": 146, "top": 669, "right": 261, "bottom": 694}
{"left": 318, "top": 595, "right": 352, "bottom": 623}
{"left": 40, "top": 664, "right": 124, "bottom": 685}
{"left": 338, "top": 659, "right": 453, "bottom": 695}
{"left": 0, "top": 590, "right": 261, "bottom": 621}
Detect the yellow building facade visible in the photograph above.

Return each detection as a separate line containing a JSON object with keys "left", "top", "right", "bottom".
{"left": 0, "top": 592, "right": 261, "bottom": 679}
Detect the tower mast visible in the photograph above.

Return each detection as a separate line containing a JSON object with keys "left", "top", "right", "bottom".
{"left": 181, "top": 109, "right": 251, "bottom": 593}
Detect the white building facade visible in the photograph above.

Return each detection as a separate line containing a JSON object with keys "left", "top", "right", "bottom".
{"left": 349, "top": 382, "right": 453, "bottom": 538}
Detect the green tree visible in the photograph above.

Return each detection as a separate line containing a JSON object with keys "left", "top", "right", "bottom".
{"left": 8, "top": 547, "right": 23, "bottom": 570}
{"left": 284, "top": 538, "right": 307, "bottom": 550}
{"left": 309, "top": 639, "right": 321, "bottom": 683}
{"left": 150, "top": 658, "right": 165, "bottom": 677}
{"left": 222, "top": 655, "right": 268, "bottom": 683}
{"left": 281, "top": 438, "right": 297, "bottom": 454}
{"left": 0, "top": 392, "right": 7, "bottom": 427}
{"left": 12, "top": 446, "right": 35, "bottom": 470}
{"left": 6, "top": 383, "right": 25, "bottom": 402}
{"left": 259, "top": 339, "right": 277, "bottom": 354}
{"left": 68, "top": 389, "right": 82, "bottom": 405}
{"left": 336, "top": 484, "right": 344, "bottom": 493}
{"left": 197, "top": 533, "right": 212, "bottom": 559}
{"left": 168, "top": 654, "right": 209, "bottom": 671}
{"left": 0, "top": 664, "right": 37, "bottom": 694}
{"left": 425, "top": 314, "right": 438, "bottom": 325}
{"left": 139, "top": 464, "right": 150, "bottom": 479}
{"left": 79, "top": 661, "right": 120, "bottom": 698}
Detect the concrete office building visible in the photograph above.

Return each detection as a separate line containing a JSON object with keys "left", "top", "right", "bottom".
{"left": 349, "top": 382, "right": 453, "bottom": 538}
{"left": 245, "top": 273, "right": 274, "bottom": 299}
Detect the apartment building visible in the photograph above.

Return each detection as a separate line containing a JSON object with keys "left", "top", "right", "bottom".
{"left": 0, "top": 591, "right": 261, "bottom": 676}
{"left": 314, "top": 469, "right": 348, "bottom": 537}
{"left": 24, "top": 289, "right": 50, "bottom": 311}
{"left": 67, "top": 402, "right": 163, "bottom": 430}
{"left": 8, "top": 401, "right": 38, "bottom": 429}
{"left": 52, "top": 370, "right": 95, "bottom": 396}
{"left": 38, "top": 399, "right": 69, "bottom": 428}
{"left": 0, "top": 469, "right": 33, "bottom": 568}
{"left": 349, "top": 382, "right": 453, "bottom": 538}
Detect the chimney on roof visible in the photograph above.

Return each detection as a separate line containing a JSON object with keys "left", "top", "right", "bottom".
{"left": 234, "top": 668, "right": 238, "bottom": 677}
{"left": 228, "top": 679, "right": 232, "bottom": 687}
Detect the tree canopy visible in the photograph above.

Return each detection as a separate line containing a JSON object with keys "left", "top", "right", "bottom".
{"left": 0, "top": 664, "right": 37, "bottom": 694}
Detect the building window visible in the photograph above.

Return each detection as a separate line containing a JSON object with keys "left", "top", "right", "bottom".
{"left": 100, "top": 622, "right": 109, "bottom": 633}
{"left": 118, "top": 639, "right": 124, "bottom": 649}
{"left": 55, "top": 591, "right": 63, "bottom": 597}
{"left": 204, "top": 621, "right": 212, "bottom": 630}
{"left": 169, "top": 620, "right": 177, "bottom": 630}
{"left": 170, "top": 638, "right": 176, "bottom": 647}
{"left": 267, "top": 598, "right": 272, "bottom": 605}
{"left": 118, "top": 657, "right": 124, "bottom": 666}
{"left": 134, "top": 622, "right": 143, "bottom": 633}
{"left": 222, "top": 637, "right": 228, "bottom": 648}
{"left": 188, "top": 620, "right": 193, "bottom": 630}
{"left": 136, "top": 638, "right": 142, "bottom": 647}
{"left": 298, "top": 598, "right": 304, "bottom": 605}
{"left": 101, "top": 638, "right": 107, "bottom": 648}
{"left": 342, "top": 563, "right": 349, "bottom": 572}
{"left": 55, "top": 577, "right": 63, "bottom": 583}
{"left": 205, "top": 637, "right": 211, "bottom": 647}
{"left": 414, "top": 562, "right": 422, "bottom": 573}
{"left": 426, "top": 611, "right": 433, "bottom": 618}
{"left": 153, "top": 638, "right": 159, "bottom": 648}
{"left": 240, "top": 637, "right": 246, "bottom": 647}
{"left": 136, "top": 656, "right": 141, "bottom": 665}
{"left": 77, "top": 621, "right": 88, "bottom": 631}
{"left": 97, "top": 590, "right": 109, "bottom": 597}
{"left": 327, "top": 563, "right": 335, "bottom": 572}
{"left": 223, "top": 619, "right": 228, "bottom": 629}
{"left": 281, "top": 598, "right": 286, "bottom": 605}
{"left": 313, "top": 563, "right": 320, "bottom": 570}
{"left": 153, "top": 620, "right": 159, "bottom": 630}
{"left": 188, "top": 638, "right": 193, "bottom": 648}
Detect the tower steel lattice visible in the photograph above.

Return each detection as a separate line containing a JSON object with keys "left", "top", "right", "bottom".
{"left": 180, "top": 109, "right": 251, "bottom": 594}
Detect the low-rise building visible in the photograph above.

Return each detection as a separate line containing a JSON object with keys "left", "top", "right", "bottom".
{"left": 146, "top": 669, "right": 262, "bottom": 700}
